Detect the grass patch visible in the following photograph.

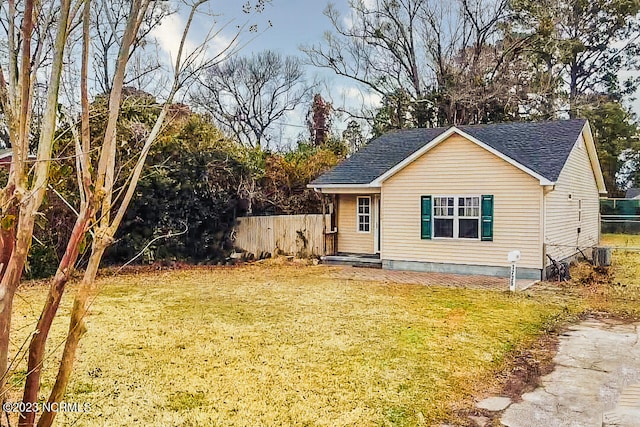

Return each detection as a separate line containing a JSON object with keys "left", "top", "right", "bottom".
{"left": 167, "top": 391, "right": 206, "bottom": 411}
{"left": 575, "top": 233, "right": 640, "bottom": 318}
{"left": 8, "top": 265, "right": 580, "bottom": 426}
{"left": 601, "top": 233, "right": 640, "bottom": 249}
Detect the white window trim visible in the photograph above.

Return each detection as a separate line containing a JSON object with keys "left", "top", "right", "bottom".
{"left": 356, "top": 196, "right": 371, "bottom": 233}
{"left": 432, "top": 195, "right": 481, "bottom": 240}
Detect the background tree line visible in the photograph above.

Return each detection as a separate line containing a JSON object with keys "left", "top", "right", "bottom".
{"left": 16, "top": 0, "right": 640, "bottom": 279}
{"left": 25, "top": 89, "right": 347, "bottom": 277}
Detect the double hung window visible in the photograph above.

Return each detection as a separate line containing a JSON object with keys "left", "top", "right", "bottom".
{"left": 357, "top": 197, "right": 370, "bottom": 232}
{"left": 421, "top": 195, "right": 493, "bottom": 241}
{"left": 433, "top": 196, "right": 479, "bottom": 239}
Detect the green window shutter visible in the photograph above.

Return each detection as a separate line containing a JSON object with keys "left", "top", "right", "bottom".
{"left": 481, "top": 195, "right": 494, "bottom": 241}
{"left": 421, "top": 196, "right": 432, "bottom": 239}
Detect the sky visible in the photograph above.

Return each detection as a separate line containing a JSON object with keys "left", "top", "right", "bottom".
{"left": 149, "top": 0, "right": 640, "bottom": 148}
{"left": 150, "top": 0, "right": 377, "bottom": 147}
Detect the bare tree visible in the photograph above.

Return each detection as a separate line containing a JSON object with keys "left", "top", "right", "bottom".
{"left": 193, "top": 50, "right": 313, "bottom": 148}
{"left": 303, "top": 0, "right": 526, "bottom": 127}
{"left": 303, "top": 0, "right": 427, "bottom": 100}
{"left": 0, "top": 0, "right": 270, "bottom": 426}
{"left": 0, "top": 0, "right": 73, "bottom": 411}
{"left": 91, "top": 0, "right": 171, "bottom": 94}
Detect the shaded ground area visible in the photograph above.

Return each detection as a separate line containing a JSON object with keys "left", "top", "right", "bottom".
{"left": 330, "top": 266, "right": 535, "bottom": 290}
{"left": 500, "top": 317, "right": 640, "bottom": 427}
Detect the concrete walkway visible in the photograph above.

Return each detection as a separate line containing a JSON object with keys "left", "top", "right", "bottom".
{"left": 501, "top": 318, "right": 640, "bottom": 427}
{"left": 328, "top": 266, "right": 536, "bottom": 291}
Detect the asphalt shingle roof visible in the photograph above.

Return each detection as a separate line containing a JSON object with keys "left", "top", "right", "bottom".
{"left": 311, "top": 119, "right": 587, "bottom": 186}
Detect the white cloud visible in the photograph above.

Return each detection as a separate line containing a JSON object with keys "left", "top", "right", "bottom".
{"left": 341, "top": 14, "right": 354, "bottom": 29}
{"left": 341, "top": 0, "right": 377, "bottom": 30}
{"left": 150, "top": 11, "right": 235, "bottom": 69}
{"left": 151, "top": 14, "right": 192, "bottom": 65}
{"left": 336, "top": 85, "right": 382, "bottom": 110}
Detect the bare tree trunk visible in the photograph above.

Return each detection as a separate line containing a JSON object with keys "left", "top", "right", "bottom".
{"left": 19, "top": 210, "right": 92, "bottom": 427}
{"left": 36, "top": 242, "right": 106, "bottom": 427}
{"left": 0, "top": 211, "right": 36, "bottom": 394}
{"left": 21, "top": 2, "right": 234, "bottom": 424}
{"left": 0, "top": 0, "right": 72, "bottom": 409}
{"left": 0, "top": 185, "right": 17, "bottom": 278}
{"left": 569, "top": 65, "right": 578, "bottom": 119}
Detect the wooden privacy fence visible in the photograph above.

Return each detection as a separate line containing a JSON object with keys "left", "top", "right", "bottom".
{"left": 233, "top": 214, "right": 331, "bottom": 257}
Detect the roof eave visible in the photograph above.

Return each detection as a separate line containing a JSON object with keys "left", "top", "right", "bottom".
{"left": 307, "top": 183, "right": 381, "bottom": 193}
{"left": 581, "top": 120, "right": 608, "bottom": 195}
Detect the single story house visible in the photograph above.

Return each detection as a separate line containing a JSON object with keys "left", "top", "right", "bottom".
{"left": 310, "top": 119, "right": 606, "bottom": 280}
{"left": 0, "top": 148, "right": 37, "bottom": 166}
{"left": 0, "top": 149, "right": 14, "bottom": 166}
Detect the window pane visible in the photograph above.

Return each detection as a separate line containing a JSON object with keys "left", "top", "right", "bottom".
{"left": 435, "top": 198, "right": 453, "bottom": 211}
{"left": 359, "top": 215, "right": 370, "bottom": 232}
{"left": 459, "top": 219, "right": 479, "bottom": 239}
{"left": 459, "top": 198, "right": 480, "bottom": 217}
{"left": 357, "top": 198, "right": 370, "bottom": 232}
{"left": 435, "top": 198, "right": 453, "bottom": 217}
{"left": 434, "top": 218, "right": 454, "bottom": 238}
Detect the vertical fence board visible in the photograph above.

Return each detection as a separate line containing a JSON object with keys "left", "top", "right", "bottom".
{"left": 234, "top": 214, "right": 329, "bottom": 257}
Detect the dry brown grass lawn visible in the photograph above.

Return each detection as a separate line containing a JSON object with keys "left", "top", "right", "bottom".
{"left": 580, "top": 233, "right": 640, "bottom": 318}
{"left": 9, "top": 264, "right": 580, "bottom": 426}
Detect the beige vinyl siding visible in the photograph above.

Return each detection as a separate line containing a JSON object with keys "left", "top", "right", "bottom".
{"left": 336, "top": 194, "right": 375, "bottom": 254}
{"left": 382, "top": 134, "right": 542, "bottom": 269}
{"left": 545, "top": 134, "right": 600, "bottom": 263}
